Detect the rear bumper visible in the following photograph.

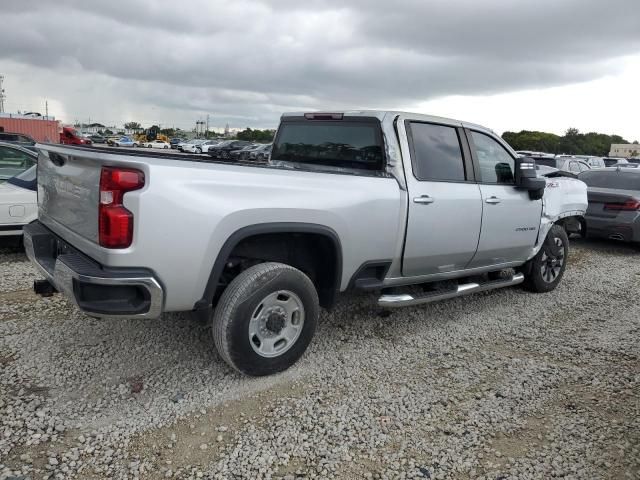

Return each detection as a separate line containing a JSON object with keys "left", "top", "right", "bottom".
{"left": 24, "top": 221, "right": 164, "bottom": 319}
{"left": 584, "top": 215, "right": 640, "bottom": 242}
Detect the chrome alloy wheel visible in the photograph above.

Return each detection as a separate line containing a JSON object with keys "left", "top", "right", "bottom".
{"left": 248, "top": 290, "right": 305, "bottom": 358}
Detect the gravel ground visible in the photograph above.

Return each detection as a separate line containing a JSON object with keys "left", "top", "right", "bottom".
{"left": 0, "top": 238, "right": 638, "bottom": 480}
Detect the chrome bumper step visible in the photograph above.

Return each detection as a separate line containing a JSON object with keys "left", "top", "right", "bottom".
{"left": 378, "top": 273, "right": 525, "bottom": 308}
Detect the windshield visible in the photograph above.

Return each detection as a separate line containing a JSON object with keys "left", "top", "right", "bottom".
{"left": 7, "top": 165, "right": 37, "bottom": 191}
{"left": 272, "top": 119, "right": 384, "bottom": 171}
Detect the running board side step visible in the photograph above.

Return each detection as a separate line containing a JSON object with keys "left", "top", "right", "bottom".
{"left": 378, "top": 273, "right": 525, "bottom": 308}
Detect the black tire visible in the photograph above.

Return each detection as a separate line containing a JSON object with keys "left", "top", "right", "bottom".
{"left": 212, "top": 262, "right": 319, "bottom": 376}
{"left": 522, "top": 224, "right": 569, "bottom": 293}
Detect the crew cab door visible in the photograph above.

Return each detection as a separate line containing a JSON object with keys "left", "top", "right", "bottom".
{"left": 402, "top": 121, "right": 482, "bottom": 277}
{"left": 465, "top": 130, "right": 542, "bottom": 267}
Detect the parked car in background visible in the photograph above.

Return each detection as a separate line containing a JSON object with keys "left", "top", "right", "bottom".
{"left": 0, "top": 164, "right": 37, "bottom": 237}
{"left": 577, "top": 168, "right": 640, "bottom": 246}
{"left": 574, "top": 156, "right": 606, "bottom": 168}
{"left": 603, "top": 157, "right": 627, "bottom": 167}
{"left": 611, "top": 163, "right": 640, "bottom": 169}
{"left": 208, "top": 140, "right": 253, "bottom": 159}
{"left": 60, "top": 126, "right": 92, "bottom": 146}
{"left": 177, "top": 139, "right": 202, "bottom": 152}
{"left": 180, "top": 139, "right": 206, "bottom": 153}
{"left": 250, "top": 143, "right": 272, "bottom": 162}
{"left": 112, "top": 136, "right": 139, "bottom": 147}
{"left": 193, "top": 140, "right": 220, "bottom": 154}
{"left": 230, "top": 144, "right": 259, "bottom": 161}
{"left": 0, "top": 143, "right": 37, "bottom": 182}
{"left": 141, "top": 139, "right": 170, "bottom": 149}
{"left": 0, "top": 132, "right": 37, "bottom": 152}
{"left": 169, "top": 138, "right": 184, "bottom": 149}
{"left": 88, "top": 134, "right": 106, "bottom": 144}
{"left": 530, "top": 156, "right": 591, "bottom": 174}
{"left": 25, "top": 110, "right": 587, "bottom": 376}
{"left": 105, "top": 135, "right": 120, "bottom": 146}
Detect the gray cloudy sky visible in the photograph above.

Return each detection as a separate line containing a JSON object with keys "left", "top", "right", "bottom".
{"left": 1, "top": 0, "right": 639, "bottom": 138}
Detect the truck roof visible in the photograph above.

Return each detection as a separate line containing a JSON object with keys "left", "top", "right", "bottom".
{"left": 281, "top": 110, "right": 495, "bottom": 135}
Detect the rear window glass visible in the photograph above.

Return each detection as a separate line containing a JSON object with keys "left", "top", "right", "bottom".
{"left": 272, "top": 120, "right": 384, "bottom": 171}
{"left": 579, "top": 171, "right": 640, "bottom": 190}
{"left": 408, "top": 122, "right": 466, "bottom": 181}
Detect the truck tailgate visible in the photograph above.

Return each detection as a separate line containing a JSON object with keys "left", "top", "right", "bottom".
{"left": 38, "top": 147, "right": 102, "bottom": 242}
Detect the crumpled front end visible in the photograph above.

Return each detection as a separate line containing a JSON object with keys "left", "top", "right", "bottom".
{"left": 529, "top": 176, "right": 588, "bottom": 259}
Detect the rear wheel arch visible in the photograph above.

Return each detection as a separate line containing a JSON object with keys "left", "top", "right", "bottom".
{"left": 194, "top": 223, "right": 343, "bottom": 318}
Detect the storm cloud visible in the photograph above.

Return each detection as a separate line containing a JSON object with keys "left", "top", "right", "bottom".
{"left": 1, "top": 0, "right": 639, "bottom": 129}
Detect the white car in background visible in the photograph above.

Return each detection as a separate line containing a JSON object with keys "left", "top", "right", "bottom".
{"left": 181, "top": 140, "right": 220, "bottom": 154}
{"left": 0, "top": 165, "right": 37, "bottom": 237}
{"left": 177, "top": 139, "right": 202, "bottom": 152}
{"left": 141, "top": 139, "right": 170, "bottom": 149}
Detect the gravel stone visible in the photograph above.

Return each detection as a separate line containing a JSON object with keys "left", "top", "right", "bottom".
{"left": 0, "top": 239, "right": 638, "bottom": 479}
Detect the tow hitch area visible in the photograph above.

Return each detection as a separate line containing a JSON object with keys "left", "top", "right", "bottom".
{"left": 34, "top": 279, "right": 57, "bottom": 297}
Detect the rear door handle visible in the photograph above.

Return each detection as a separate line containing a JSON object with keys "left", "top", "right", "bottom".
{"left": 485, "top": 196, "right": 501, "bottom": 204}
{"left": 413, "top": 195, "right": 435, "bottom": 204}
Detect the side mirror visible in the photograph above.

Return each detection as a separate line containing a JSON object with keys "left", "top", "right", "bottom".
{"left": 514, "top": 156, "right": 546, "bottom": 200}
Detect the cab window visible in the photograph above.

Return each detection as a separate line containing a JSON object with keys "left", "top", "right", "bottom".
{"left": 470, "top": 131, "right": 515, "bottom": 184}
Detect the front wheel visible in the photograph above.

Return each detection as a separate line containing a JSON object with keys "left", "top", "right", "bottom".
{"left": 212, "top": 262, "right": 319, "bottom": 376}
{"left": 522, "top": 224, "right": 569, "bottom": 293}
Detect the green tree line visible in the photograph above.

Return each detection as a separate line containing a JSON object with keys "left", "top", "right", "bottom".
{"left": 236, "top": 128, "right": 275, "bottom": 142}
{"left": 502, "top": 128, "right": 636, "bottom": 157}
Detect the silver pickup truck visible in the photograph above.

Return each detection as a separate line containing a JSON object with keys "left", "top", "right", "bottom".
{"left": 25, "top": 111, "right": 587, "bottom": 375}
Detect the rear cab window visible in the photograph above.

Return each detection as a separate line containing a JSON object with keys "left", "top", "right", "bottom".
{"left": 406, "top": 122, "right": 467, "bottom": 181}
{"left": 271, "top": 115, "right": 385, "bottom": 173}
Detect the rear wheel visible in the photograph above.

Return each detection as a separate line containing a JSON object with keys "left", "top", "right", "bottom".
{"left": 196, "top": 147, "right": 202, "bottom": 154}
{"left": 212, "top": 262, "right": 319, "bottom": 376}
{"left": 522, "top": 224, "right": 569, "bottom": 293}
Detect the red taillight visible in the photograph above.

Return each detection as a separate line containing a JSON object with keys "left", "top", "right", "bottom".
{"left": 603, "top": 199, "right": 640, "bottom": 211}
{"left": 99, "top": 167, "right": 145, "bottom": 248}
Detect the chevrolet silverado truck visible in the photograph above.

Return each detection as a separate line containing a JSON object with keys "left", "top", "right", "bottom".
{"left": 24, "top": 111, "right": 587, "bottom": 376}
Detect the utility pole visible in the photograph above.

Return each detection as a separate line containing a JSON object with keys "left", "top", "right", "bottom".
{"left": 206, "top": 114, "right": 209, "bottom": 135}
{"left": 45, "top": 100, "right": 48, "bottom": 117}
{"left": 0, "top": 75, "right": 5, "bottom": 113}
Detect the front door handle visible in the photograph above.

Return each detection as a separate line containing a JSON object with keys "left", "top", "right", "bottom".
{"left": 485, "top": 196, "right": 501, "bottom": 204}
{"left": 413, "top": 195, "right": 435, "bottom": 204}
